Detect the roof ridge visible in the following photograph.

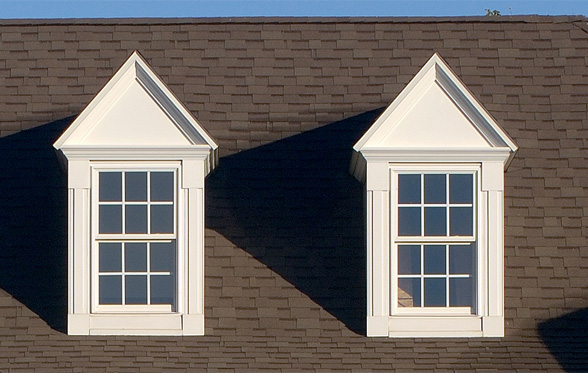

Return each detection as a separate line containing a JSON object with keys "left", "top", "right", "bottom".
{"left": 0, "top": 15, "right": 586, "bottom": 26}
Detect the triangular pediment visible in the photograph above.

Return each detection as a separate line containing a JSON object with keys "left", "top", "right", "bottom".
{"left": 54, "top": 51, "right": 217, "bottom": 150}
{"left": 354, "top": 53, "right": 517, "bottom": 153}
{"left": 80, "top": 80, "right": 192, "bottom": 146}
{"left": 374, "top": 82, "right": 490, "bottom": 148}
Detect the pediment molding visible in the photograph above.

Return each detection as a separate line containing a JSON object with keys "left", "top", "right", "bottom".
{"left": 352, "top": 53, "right": 517, "bottom": 181}
{"left": 54, "top": 51, "right": 217, "bottom": 170}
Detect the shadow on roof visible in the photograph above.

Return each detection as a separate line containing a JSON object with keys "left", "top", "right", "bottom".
{"left": 538, "top": 307, "right": 588, "bottom": 372}
{"left": 0, "top": 117, "right": 73, "bottom": 333}
{"left": 206, "top": 108, "right": 383, "bottom": 335}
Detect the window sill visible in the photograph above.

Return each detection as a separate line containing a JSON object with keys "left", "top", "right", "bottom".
{"left": 367, "top": 315, "right": 504, "bottom": 338}
{"left": 68, "top": 313, "right": 204, "bottom": 336}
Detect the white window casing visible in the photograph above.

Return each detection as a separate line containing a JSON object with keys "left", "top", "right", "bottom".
{"left": 351, "top": 53, "right": 517, "bottom": 337}
{"left": 54, "top": 51, "right": 217, "bottom": 335}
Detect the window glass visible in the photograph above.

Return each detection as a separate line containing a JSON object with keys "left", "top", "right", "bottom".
{"left": 424, "top": 174, "right": 445, "bottom": 204}
{"left": 151, "top": 276, "right": 174, "bottom": 305}
{"left": 151, "top": 241, "right": 175, "bottom": 272}
{"left": 450, "top": 278, "right": 474, "bottom": 308}
{"left": 449, "top": 244, "right": 474, "bottom": 274}
{"left": 125, "top": 205, "right": 148, "bottom": 234}
{"left": 398, "top": 278, "right": 421, "bottom": 307}
{"left": 125, "top": 243, "right": 147, "bottom": 272}
{"left": 99, "top": 243, "right": 121, "bottom": 272}
{"left": 398, "top": 207, "right": 421, "bottom": 236}
{"left": 151, "top": 172, "right": 174, "bottom": 202}
{"left": 424, "top": 245, "right": 445, "bottom": 274}
{"left": 125, "top": 172, "right": 147, "bottom": 202}
{"left": 398, "top": 245, "right": 420, "bottom": 275}
{"left": 99, "top": 172, "right": 122, "bottom": 202}
{"left": 450, "top": 174, "right": 473, "bottom": 204}
{"left": 424, "top": 207, "right": 446, "bottom": 236}
{"left": 424, "top": 278, "right": 446, "bottom": 307}
{"left": 99, "top": 205, "right": 122, "bottom": 234}
{"left": 151, "top": 205, "right": 174, "bottom": 234}
{"left": 450, "top": 207, "right": 473, "bottom": 236}
{"left": 125, "top": 275, "right": 147, "bottom": 304}
{"left": 99, "top": 276, "right": 122, "bottom": 305}
{"left": 398, "top": 174, "right": 420, "bottom": 204}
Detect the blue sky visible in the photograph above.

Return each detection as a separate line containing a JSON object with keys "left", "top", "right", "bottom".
{"left": 0, "top": 0, "right": 586, "bottom": 18}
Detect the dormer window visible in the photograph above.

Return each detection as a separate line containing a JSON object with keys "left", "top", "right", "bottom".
{"left": 94, "top": 166, "right": 178, "bottom": 311}
{"left": 393, "top": 166, "right": 478, "bottom": 313}
{"left": 53, "top": 51, "right": 217, "bottom": 336}
{"left": 351, "top": 53, "right": 517, "bottom": 337}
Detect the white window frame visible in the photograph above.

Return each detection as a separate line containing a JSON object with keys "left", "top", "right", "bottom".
{"left": 90, "top": 162, "right": 182, "bottom": 314}
{"left": 62, "top": 156, "right": 207, "bottom": 336}
{"left": 360, "top": 155, "right": 506, "bottom": 338}
{"left": 390, "top": 164, "right": 482, "bottom": 318}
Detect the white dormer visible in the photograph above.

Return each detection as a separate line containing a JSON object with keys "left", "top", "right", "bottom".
{"left": 54, "top": 51, "right": 217, "bottom": 336}
{"left": 352, "top": 53, "right": 517, "bottom": 338}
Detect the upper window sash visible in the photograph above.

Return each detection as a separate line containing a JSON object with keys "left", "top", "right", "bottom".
{"left": 93, "top": 164, "right": 179, "bottom": 240}
{"left": 390, "top": 164, "right": 480, "bottom": 242}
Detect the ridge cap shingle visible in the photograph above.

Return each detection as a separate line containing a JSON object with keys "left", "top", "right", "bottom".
{"left": 0, "top": 14, "right": 585, "bottom": 26}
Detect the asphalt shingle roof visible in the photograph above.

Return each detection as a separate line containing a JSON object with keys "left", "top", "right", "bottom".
{"left": 0, "top": 16, "right": 587, "bottom": 371}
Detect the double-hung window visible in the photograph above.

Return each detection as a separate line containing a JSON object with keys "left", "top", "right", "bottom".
{"left": 93, "top": 166, "right": 178, "bottom": 312}
{"left": 392, "top": 166, "right": 479, "bottom": 315}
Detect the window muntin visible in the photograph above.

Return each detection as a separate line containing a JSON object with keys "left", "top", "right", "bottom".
{"left": 397, "top": 243, "right": 476, "bottom": 309}
{"left": 94, "top": 167, "right": 178, "bottom": 312}
{"left": 98, "top": 241, "right": 176, "bottom": 306}
{"left": 397, "top": 173, "right": 474, "bottom": 238}
{"left": 98, "top": 171, "right": 175, "bottom": 236}
{"left": 392, "top": 167, "right": 478, "bottom": 315}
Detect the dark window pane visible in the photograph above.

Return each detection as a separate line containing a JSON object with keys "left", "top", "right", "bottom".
{"left": 398, "top": 245, "right": 421, "bottom": 275}
{"left": 151, "top": 205, "right": 174, "bottom": 234}
{"left": 450, "top": 278, "right": 475, "bottom": 309}
{"left": 398, "top": 174, "right": 420, "bottom": 204}
{"left": 125, "top": 205, "right": 147, "bottom": 234}
{"left": 424, "top": 245, "right": 446, "bottom": 274}
{"left": 424, "top": 207, "right": 446, "bottom": 236}
{"left": 151, "top": 241, "right": 175, "bottom": 272}
{"left": 450, "top": 244, "right": 475, "bottom": 274}
{"left": 125, "top": 172, "right": 147, "bottom": 202}
{"left": 450, "top": 174, "right": 473, "bottom": 204}
{"left": 125, "top": 243, "right": 147, "bottom": 272}
{"left": 125, "top": 275, "right": 147, "bottom": 304}
{"left": 151, "top": 172, "right": 174, "bottom": 202}
{"left": 450, "top": 207, "right": 473, "bottom": 236}
{"left": 398, "top": 207, "right": 421, "bottom": 236}
{"left": 99, "top": 275, "right": 122, "bottom": 304}
{"left": 99, "top": 243, "right": 121, "bottom": 272}
{"left": 99, "top": 172, "right": 122, "bottom": 202}
{"left": 398, "top": 278, "right": 421, "bottom": 307}
{"left": 424, "top": 278, "right": 446, "bottom": 307}
{"left": 99, "top": 205, "right": 122, "bottom": 234}
{"left": 424, "top": 174, "right": 446, "bottom": 204}
{"left": 151, "top": 275, "right": 174, "bottom": 305}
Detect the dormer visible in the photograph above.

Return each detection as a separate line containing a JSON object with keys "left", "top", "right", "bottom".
{"left": 352, "top": 53, "right": 517, "bottom": 337}
{"left": 54, "top": 51, "right": 217, "bottom": 336}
